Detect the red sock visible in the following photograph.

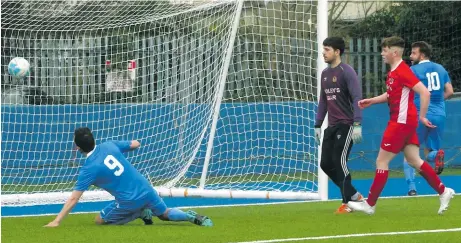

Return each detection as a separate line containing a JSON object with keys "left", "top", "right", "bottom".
{"left": 419, "top": 161, "right": 445, "bottom": 195}
{"left": 366, "top": 169, "right": 389, "bottom": 207}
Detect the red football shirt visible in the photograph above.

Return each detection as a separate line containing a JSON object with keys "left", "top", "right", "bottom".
{"left": 386, "top": 60, "right": 420, "bottom": 127}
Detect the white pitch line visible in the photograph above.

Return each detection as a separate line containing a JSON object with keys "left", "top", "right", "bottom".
{"left": 230, "top": 228, "right": 461, "bottom": 243}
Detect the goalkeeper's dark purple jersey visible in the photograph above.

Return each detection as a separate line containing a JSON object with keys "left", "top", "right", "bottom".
{"left": 315, "top": 63, "right": 362, "bottom": 127}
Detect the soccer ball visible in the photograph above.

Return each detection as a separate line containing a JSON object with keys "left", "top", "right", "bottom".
{"left": 8, "top": 57, "right": 30, "bottom": 78}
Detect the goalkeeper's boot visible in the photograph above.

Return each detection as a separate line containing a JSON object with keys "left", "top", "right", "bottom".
{"left": 438, "top": 187, "right": 455, "bottom": 215}
{"left": 141, "top": 208, "right": 153, "bottom": 225}
{"left": 347, "top": 200, "right": 375, "bottom": 215}
{"left": 434, "top": 149, "right": 445, "bottom": 175}
{"left": 186, "top": 210, "right": 213, "bottom": 227}
{"left": 335, "top": 204, "right": 352, "bottom": 214}
{"left": 335, "top": 192, "right": 364, "bottom": 214}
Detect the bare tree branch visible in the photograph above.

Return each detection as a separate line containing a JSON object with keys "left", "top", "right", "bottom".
{"left": 331, "top": 2, "right": 348, "bottom": 23}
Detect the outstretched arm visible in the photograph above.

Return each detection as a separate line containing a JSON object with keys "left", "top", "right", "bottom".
{"left": 113, "top": 140, "right": 141, "bottom": 153}
{"left": 129, "top": 140, "right": 141, "bottom": 151}
{"left": 370, "top": 92, "right": 388, "bottom": 104}
{"left": 359, "top": 92, "right": 388, "bottom": 109}
{"left": 44, "top": 190, "right": 83, "bottom": 227}
{"left": 45, "top": 167, "right": 94, "bottom": 227}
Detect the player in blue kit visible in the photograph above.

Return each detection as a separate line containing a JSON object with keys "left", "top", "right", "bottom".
{"left": 45, "top": 127, "right": 213, "bottom": 227}
{"left": 403, "top": 41, "right": 454, "bottom": 196}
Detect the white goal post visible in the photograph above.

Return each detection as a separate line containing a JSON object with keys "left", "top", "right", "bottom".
{"left": 1, "top": 0, "right": 329, "bottom": 206}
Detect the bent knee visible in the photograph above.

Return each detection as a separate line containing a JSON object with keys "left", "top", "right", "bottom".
{"left": 406, "top": 158, "right": 424, "bottom": 168}
{"left": 95, "top": 215, "right": 105, "bottom": 225}
{"left": 158, "top": 215, "right": 168, "bottom": 221}
{"left": 157, "top": 208, "right": 170, "bottom": 221}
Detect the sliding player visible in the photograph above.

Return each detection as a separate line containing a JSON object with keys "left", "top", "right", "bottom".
{"left": 45, "top": 127, "right": 213, "bottom": 227}
{"left": 315, "top": 37, "right": 364, "bottom": 214}
{"left": 403, "top": 41, "right": 454, "bottom": 196}
{"left": 347, "top": 36, "right": 455, "bottom": 215}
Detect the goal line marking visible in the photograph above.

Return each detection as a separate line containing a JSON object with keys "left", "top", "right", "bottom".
{"left": 230, "top": 228, "right": 461, "bottom": 243}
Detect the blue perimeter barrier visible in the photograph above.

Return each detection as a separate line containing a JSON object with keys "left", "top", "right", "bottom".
{"left": 2, "top": 101, "right": 460, "bottom": 216}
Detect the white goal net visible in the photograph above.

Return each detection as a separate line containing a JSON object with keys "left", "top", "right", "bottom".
{"left": 1, "top": 0, "right": 325, "bottom": 206}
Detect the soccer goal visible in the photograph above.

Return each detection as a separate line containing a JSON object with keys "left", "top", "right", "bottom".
{"left": 1, "top": 0, "right": 329, "bottom": 206}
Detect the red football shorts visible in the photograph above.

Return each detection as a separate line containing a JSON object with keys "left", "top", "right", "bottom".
{"left": 380, "top": 121, "right": 419, "bottom": 153}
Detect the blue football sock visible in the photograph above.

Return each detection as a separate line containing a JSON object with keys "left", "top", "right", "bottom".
{"left": 403, "top": 160, "right": 416, "bottom": 191}
{"left": 167, "top": 208, "right": 190, "bottom": 221}
{"left": 427, "top": 151, "right": 438, "bottom": 163}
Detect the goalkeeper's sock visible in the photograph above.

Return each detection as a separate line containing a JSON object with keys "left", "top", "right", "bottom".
{"left": 167, "top": 208, "right": 190, "bottom": 221}
{"left": 427, "top": 151, "right": 437, "bottom": 163}
{"left": 419, "top": 161, "right": 445, "bottom": 195}
{"left": 366, "top": 169, "right": 389, "bottom": 207}
{"left": 350, "top": 192, "right": 360, "bottom": 201}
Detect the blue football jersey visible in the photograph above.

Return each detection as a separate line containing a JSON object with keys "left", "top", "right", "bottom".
{"left": 411, "top": 60, "right": 451, "bottom": 116}
{"left": 74, "top": 141, "right": 153, "bottom": 204}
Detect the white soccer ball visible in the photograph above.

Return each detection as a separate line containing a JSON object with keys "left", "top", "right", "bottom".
{"left": 8, "top": 57, "right": 30, "bottom": 78}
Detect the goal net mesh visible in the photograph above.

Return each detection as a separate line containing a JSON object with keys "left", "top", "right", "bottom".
{"left": 1, "top": 0, "right": 321, "bottom": 203}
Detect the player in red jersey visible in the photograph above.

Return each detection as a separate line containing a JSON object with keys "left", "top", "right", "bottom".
{"left": 347, "top": 36, "right": 455, "bottom": 215}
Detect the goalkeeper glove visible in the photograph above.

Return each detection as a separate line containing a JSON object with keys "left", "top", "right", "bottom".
{"left": 352, "top": 123, "right": 362, "bottom": 144}
{"left": 314, "top": 125, "right": 321, "bottom": 145}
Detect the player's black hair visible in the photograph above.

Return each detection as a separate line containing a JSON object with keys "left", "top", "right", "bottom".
{"left": 323, "top": 37, "right": 345, "bottom": 56}
{"left": 381, "top": 36, "right": 405, "bottom": 49}
{"left": 74, "top": 127, "right": 95, "bottom": 153}
{"left": 411, "top": 41, "right": 432, "bottom": 59}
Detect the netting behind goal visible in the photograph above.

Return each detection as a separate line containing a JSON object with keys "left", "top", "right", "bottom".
{"left": 1, "top": 0, "right": 324, "bottom": 205}
{"left": 178, "top": 0, "right": 321, "bottom": 193}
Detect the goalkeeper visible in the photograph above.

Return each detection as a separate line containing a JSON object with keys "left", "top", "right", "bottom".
{"left": 45, "top": 127, "right": 213, "bottom": 227}
{"left": 315, "top": 37, "right": 364, "bottom": 213}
